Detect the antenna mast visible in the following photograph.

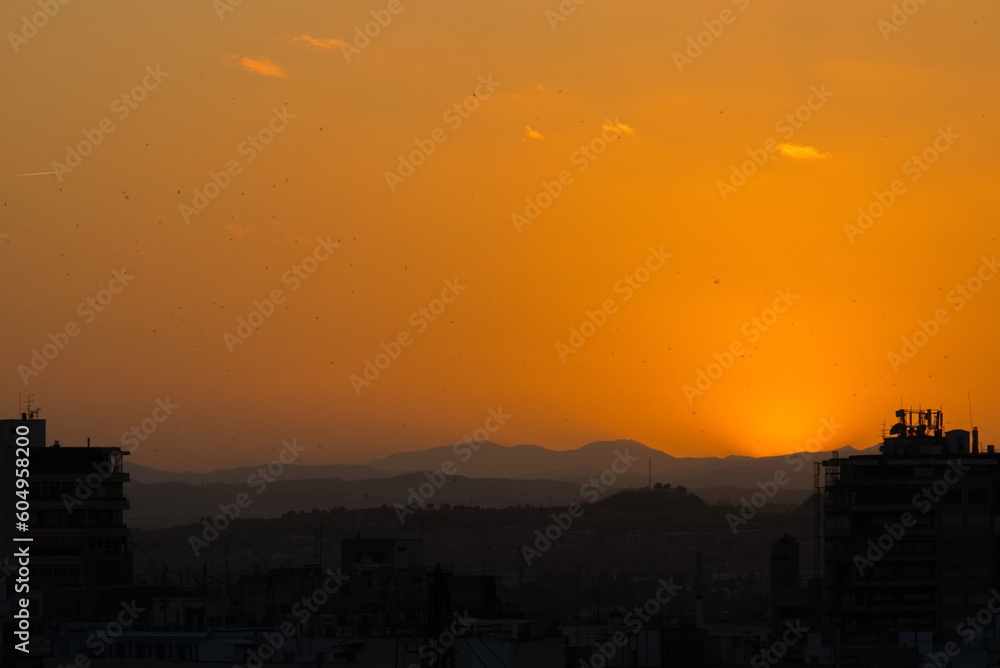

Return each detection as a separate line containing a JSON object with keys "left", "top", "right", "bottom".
{"left": 18, "top": 393, "right": 41, "bottom": 419}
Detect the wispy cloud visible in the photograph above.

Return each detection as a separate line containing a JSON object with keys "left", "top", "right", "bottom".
{"left": 778, "top": 143, "right": 829, "bottom": 159}
{"left": 234, "top": 56, "right": 289, "bottom": 78}
{"left": 293, "top": 35, "right": 345, "bottom": 51}
{"left": 226, "top": 223, "right": 254, "bottom": 237}
{"left": 3, "top": 171, "right": 57, "bottom": 178}
{"left": 602, "top": 119, "right": 635, "bottom": 136}
{"left": 524, "top": 125, "right": 544, "bottom": 140}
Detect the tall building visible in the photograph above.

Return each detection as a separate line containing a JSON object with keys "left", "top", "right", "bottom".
{"left": 770, "top": 535, "right": 809, "bottom": 627}
{"left": 822, "top": 407, "right": 999, "bottom": 662}
{"left": 1, "top": 411, "right": 47, "bottom": 664}
{"left": 0, "top": 412, "right": 46, "bottom": 566}
{"left": 0, "top": 412, "right": 132, "bottom": 662}
{"left": 29, "top": 439, "right": 133, "bottom": 615}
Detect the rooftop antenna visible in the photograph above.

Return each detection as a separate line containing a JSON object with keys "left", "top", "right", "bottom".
{"left": 18, "top": 392, "right": 40, "bottom": 419}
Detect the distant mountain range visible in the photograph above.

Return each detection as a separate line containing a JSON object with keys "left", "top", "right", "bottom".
{"left": 127, "top": 438, "right": 879, "bottom": 488}
{"left": 124, "top": 439, "right": 879, "bottom": 528}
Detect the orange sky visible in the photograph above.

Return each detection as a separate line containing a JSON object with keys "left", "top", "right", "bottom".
{"left": 2, "top": 0, "right": 998, "bottom": 471}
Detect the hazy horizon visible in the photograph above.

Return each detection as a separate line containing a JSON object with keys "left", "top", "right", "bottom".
{"left": 120, "top": 433, "right": 885, "bottom": 475}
